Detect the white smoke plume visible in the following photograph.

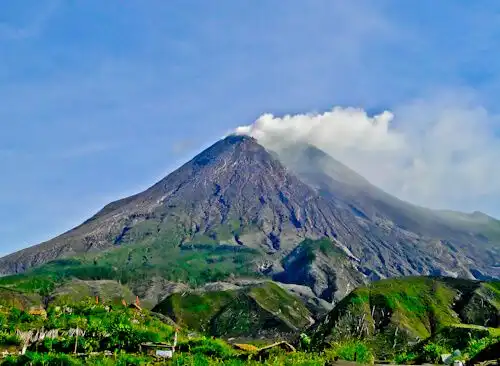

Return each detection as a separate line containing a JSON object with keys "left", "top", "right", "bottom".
{"left": 235, "top": 96, "right": 500, "bottom": 215}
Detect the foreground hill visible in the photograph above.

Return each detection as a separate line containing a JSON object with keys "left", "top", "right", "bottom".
{"left": 313, "top": 276, "right": 500, "bottom": 359}
{"left": 0, "top": 135, "right": 499, "bottom": 304}
{"left": 153, "top": 281, "right": 313, "bottom": 342}
{"left": 0, "top": 275, "right": 497, "bottom": 364}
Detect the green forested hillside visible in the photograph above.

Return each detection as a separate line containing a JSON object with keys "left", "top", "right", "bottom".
{"left": 0, "top": 276, "right": 497, "bottom": 364}
{"left": 313, "top": 276, "right": 500, "bottom": 360}
{"left": 153, "top": 282, "right": 313, "bottom": 341}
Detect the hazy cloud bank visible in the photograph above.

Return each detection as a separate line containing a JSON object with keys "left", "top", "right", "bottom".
{"left": 236, "top": 93, "right": 500, "bottom": 213}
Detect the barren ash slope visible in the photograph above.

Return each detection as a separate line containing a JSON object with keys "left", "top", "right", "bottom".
{"left": 0, "top": 134, "right": 498, "bottom": 301}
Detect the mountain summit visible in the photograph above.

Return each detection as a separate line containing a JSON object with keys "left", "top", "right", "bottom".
{"left": 0, "top": 135, "right": 498, "bottom": 303}
{"left": 0, "top": 135, "right": 342, "bottom": 272}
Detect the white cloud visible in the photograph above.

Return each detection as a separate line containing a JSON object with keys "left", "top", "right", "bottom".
{"left": 236, "top": 92, "right": 500, "bottom": 214}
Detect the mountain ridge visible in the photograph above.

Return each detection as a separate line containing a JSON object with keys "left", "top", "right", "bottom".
{"left": 0, "top": 134, "right": 498, "bottom": 303}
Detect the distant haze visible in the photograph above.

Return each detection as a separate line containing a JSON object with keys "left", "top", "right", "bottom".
{"left": 236, "top": 94, "right": 500, "bottom": 215}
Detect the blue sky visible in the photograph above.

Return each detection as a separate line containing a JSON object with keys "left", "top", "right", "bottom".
{"left": 2, "top": 0, "right": 500, "bottom": 254}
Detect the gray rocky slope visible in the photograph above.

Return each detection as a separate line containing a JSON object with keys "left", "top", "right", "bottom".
{"left": 0, "top": 135, "right": 499, "bottom": 299}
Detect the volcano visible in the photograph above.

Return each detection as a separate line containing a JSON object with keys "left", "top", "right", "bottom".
{"left": 0, "top": 135, "right": 498, "bottom": 303}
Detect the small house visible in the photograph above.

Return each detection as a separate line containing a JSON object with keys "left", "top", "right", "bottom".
{"left": 140, "top": 342, "right": 176, "bottom": 359}
{"left": 140, "top": 329, "right": 178, "bottom": 359}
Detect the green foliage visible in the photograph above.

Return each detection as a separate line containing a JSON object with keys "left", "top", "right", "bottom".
{"left": 0, "top": 274, "right": 56, "bottom": 296}
{"left": 424, "top": 325, "right": 491, "bottom": 351}
{"left": 463, "top": 335, "right": 500, "bottom": 359}
{"left": 299, "top": 333, "right": 311, "bottom": 351}
{"left": 155, "top": 282, "right": 312, "bottom": 338}
{"left": 248, "top": 282, "right": 312, "bottom": 329}
{"left": 0, "top": 296, "right": 175, "bottom": 358}
{"left": 314, "top": 276, "right": 500, "bottom": 359}
{"left": 1, "top": 237, "right": 263, "bottom": 295}
{"left": 302, "top": 238, "right": 345, "bottom": 259}
{"left": 0, "top": 331, "right": 20, "bottom": 346}
{"left": 172, "top": 350, "right": 332, "bottom": 366}
{"left": 179, "top": 337, "right": 237, "bottom": 359}
{"left": 420, "top": 342, "right": 449, "bottom": 364}
{"left": 3, "top": 352, "right": 155, "bottom": 366}
{"left": 325, "top": 340, "right": 375, "bottom": 364}
{"left": 394, "top": 351, "right": 417, "bottom": 364}
{"left": 0, "top": 261, "right": 498, "bottom": 366}
{"left": 109, "top": 352, "right": 155, "bottom": 366}
{"left": 3, "top": 352, "right": 81, "bottom": 366}
{"left": 156, "top": 290, "right": 237, "bottom": 333}
{"left": 281, "top": 238, "right": 346, "bottom": 270}
{"left": 264, "top": 351, "right": 328, "bottom": 366}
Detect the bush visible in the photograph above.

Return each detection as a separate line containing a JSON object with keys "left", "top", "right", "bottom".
{"left": 0, "top": 331, "right": 21, "bottom": 346}
{"left": 464, "top": 336, "right": 499, "bottom": 360}
{"left": 420, "top": 343, "right": 448, "bottom": 364}
{"left": 3, "top": 352, "right": 81, "bottom": 366}
{"left": 8, "top": 308, "right": 35, "bottom": 324}
{"left": 326, "top": 340, "right": 375, "bottom": 364}
{"left": 112, "top": 352, "right": 155, "bottom": 366}
{"left": 299, "top": 333, "right": 312, "bottom": 351}
{"left": 172, "top": 353, "right": 217, "bottom": 365}
{"left": 394, "top": 351, "right": 417, "bottom": 364}
{"left": 179, "top": 337, "right": 237, "bottom": 359}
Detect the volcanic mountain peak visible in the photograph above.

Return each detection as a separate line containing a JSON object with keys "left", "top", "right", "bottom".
{"left": 0, "top": 135, "right": 337, "bottom": 274}
{"left": 0, "top": 134, "right": 498, "bottom": 297}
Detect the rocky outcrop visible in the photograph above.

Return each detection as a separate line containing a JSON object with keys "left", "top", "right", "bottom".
{"left": 129, "top": 276, "right": 190, "bottom": 306}
{"left": 274, "top": 238, "right": 366, "bottom": 304}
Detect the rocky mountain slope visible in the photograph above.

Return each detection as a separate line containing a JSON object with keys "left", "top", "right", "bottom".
{"left": 278, "top": 144, "right": 500, "bottom": 279}
{"left": 274, "top": 238, "right": 366, "bottom": 303}
{"left": 0, "top": 136, "right": 350, "bottom": 273}
{"left": 0, "top": 135, "right": 499, "bottom": 304}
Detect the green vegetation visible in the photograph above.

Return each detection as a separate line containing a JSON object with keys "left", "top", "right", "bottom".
{"left": 324, "top": 340, "right": 375, "bottom": 364}
{"left": 0, "top": 300, "right": 173, "bottom": 350}
{"left": 298, "top": 238, "right": 346, "bottom": 260}
{"left": 0, "top": 246, "right": 499, "bottom": 366}
{"left": 314, "top": 276, "right": 500, "bottom": 361}
{"left": 0, "top": 288, "right": 42, "bottom": 310}
{"left": 0, "top": 294, "right": 363, "bottom": 365}
{"left": 0, "top": 276, "right": 496, "bottom": 364}
{"left": 281, "top": 238, "right": 348, "bottom": 271}
{"left": 50, "top": 279, "right": 136, "bottom": 306}
{"left": 0, "top": 234, "right": 263, "bottom": 301}
{"left": 248, "top": 282, "right": 312, "bottom": 329}
{"left": 153, "top": 282, "right": 312, "bottom": 340}
{"left": 154, "top": 289, "right": 238, "bottom": 333}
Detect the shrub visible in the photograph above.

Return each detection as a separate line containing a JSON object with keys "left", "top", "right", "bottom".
{"left": 420, "top": 343, "right": 448, "bottom": 364}
{"left": 172, "top": 353, "right": 215, "bottom": 365}
{"left": 326, "top": 340, "right": 375, "bottom": 364}
{"left": 0, "top": 331, "right": 21, "bottom": 346}
{"left": 299, "top": 333, "right": 312, "bottom": 351}
{"left": 2, "top": 352, "right": 81, "bottom": 366}
{"left": 394, "top": 351, "right": 417, "bottom": 364}
{"left": 179, "top": 337, "right": 236, "bottom": 359}
{"left": 464, "top": 336, "right": 499, "bottom": 360}
{"left": 113, "top": 352, "right": 155, "bottom": 366}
